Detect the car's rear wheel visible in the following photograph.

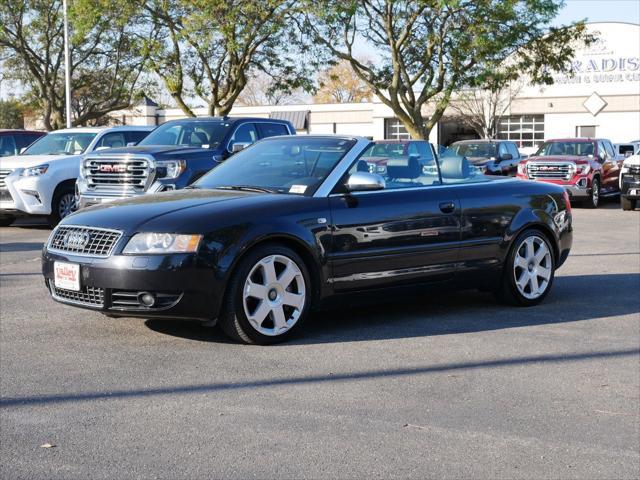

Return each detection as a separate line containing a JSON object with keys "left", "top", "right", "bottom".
{"left": 48, "top": 186, "right": 76, "bottom": 227}
{"left": 495, "top": 229, "right": 555, "bottom": 306}
{"left": 586, "top": 177, "right": 600, "bottom": 208}
{"left": 621, "top": 196, "right": 636, "bottom": 211}
{"left": 218, "top": 244, "right": 312, "bottom": 344}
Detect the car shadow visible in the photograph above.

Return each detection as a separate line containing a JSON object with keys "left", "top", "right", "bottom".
{"left": 0, "top": 242, "right": 44, "bottom": 252}
{"left": 145, "top": 273, "right": 640, "bottom": 345}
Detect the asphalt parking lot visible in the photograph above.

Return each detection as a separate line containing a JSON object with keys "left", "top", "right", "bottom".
{"left": 1, "top": 202, "right": 639, "bottom": 479}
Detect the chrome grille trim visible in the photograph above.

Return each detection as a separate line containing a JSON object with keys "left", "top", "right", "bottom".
{"left": 83, "top": 155, "right": 152, "bottom": 195}
{"left": 527, "top": 162, "right": 575, "bottom": 181}
{"left": 51, "top": 284, "right": 105, "bottom": 308}
{"left": 0, "top": 168, "right": 14, "bottom": 189}
{"left": 48, "top": 225, "right": 123, "bottom": 257}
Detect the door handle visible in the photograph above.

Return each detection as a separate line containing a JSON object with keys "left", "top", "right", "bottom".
{"left": 439, "top": 201, "right": 456, "bottom": 213}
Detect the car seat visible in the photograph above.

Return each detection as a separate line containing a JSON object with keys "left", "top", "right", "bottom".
{"left": 439, "top": 156, "right": 471, "bottom": 180}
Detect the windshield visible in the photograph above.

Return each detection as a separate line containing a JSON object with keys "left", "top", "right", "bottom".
{"left": 195, "top": 137, "right": 356, "bottom": 195}
{"left": 23, "top": 132, "right": 96, "bottom": 155}
{"left": 535, "top": 141, "right": 596, "bottom": 157}
{"left": 451, "top": 142, "right": 497, "bottom": 158}
{"left": 139, "top": 120, "right": 231, "bottom": 148}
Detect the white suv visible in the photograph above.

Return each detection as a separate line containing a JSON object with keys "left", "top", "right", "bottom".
{"left": 0, "top": 125, "right": 153, "bottom": 227}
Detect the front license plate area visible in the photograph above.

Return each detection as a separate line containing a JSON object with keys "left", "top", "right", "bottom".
{"left": 629, "top": 189, "right": 639, "bottom": 196}
{"left": 54, "top": 261, "right": 80, "bottom": 291}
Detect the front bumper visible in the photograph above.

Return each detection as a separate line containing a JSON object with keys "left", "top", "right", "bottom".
{"left": 76, "top": 177, "right": 176, "bottom": 210}
{"left": 621, "top": 174, "right": 640, "bottom": 199}
{"left": 42, "top": 248, "right": 219, "bottom": 321}
{"left": 516, "top": 174, "right": 591, "bottom": 198}
{"left": 1, "top": 172, "right": 53, "bottom": 215}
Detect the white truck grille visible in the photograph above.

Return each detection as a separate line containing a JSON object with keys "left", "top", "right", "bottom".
{"left": 84, "top": 156, "right": 151, "bottom": 195}
{"left": 527, "top": 162, "right": 575, "bottom": 181}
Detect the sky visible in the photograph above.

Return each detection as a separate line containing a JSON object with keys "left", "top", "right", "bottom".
{"left": 554, "top": 0, "right": 640, "bottom": 25}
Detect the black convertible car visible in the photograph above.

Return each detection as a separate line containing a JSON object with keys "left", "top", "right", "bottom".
{"left": 42, "top": 136, "right": 572, "bottom": 344}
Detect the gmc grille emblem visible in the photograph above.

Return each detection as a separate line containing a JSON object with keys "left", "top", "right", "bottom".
{"left": 98, "top": 164, "right": 127, "bottom": 173}
{"left": 63, "top": 231, "right": 91, "bottom": 249}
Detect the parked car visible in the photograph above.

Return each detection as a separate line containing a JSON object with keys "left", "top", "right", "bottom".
{"left": 43, "top": 135, "right": 572, "bottom": 344}
{"left": 516, "top": 138, "right": 622, "bottom": 208}
{"left": 620, "top": 154, "right": 640, "bottom": 211}
{"left": 449, "top": 139, "right": 522, "bottom": 176}
{"left": 0, "top": 126, "right": 153, "bottom": 227}
{"left": 361, "top": 140, "right": 437, "bottom": 175}
{"left": 76, "top": 117, "right": 295, "bottom": 209}
{"left": 615, "top": 142, "right": 640, "bottom": 158}
{"left": 0, "top": 129, "right": 45, "bottom": 157}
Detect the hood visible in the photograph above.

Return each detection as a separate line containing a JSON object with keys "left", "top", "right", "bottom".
{"left": 88, "top": 145, "right": 214, "bottom": 157}
{"left": 61, "top": 188, "right": 271, "bottom": 233}
{"left": 0, "top": 154, "right": 79, "bottom": 170}
{"left": 623, "top": 154, "right": 640, "bottom": 166}
{"left": 527, "top": 155, "right": 590, "bottom": 164}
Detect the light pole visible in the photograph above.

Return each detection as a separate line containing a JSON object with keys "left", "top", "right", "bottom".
{"left": 63, "top": 0, "right": 72, "bottom": 128}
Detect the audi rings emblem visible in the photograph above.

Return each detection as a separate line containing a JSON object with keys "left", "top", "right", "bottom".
{"left": 63, "top": 231, "right": 91, "bottom": 249}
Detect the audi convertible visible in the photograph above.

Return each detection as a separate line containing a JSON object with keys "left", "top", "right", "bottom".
{"left": 42, "top": 136, "right": 572, "bottom": 344}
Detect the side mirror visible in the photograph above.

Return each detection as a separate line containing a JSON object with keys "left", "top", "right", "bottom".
{"left": 501, "top": 153, "right": 513, "bottom": 161}
{"left": 230, "top": 142, "right": 251, "bottom": 153}
{"left": 345, "top": 172, "right": 386, "bottom": 192}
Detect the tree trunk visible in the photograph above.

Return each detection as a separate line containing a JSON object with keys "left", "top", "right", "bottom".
{"left": 171, "top": 94, "right": 196, "bottom": 118}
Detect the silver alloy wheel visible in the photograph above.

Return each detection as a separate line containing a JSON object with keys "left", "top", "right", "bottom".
{"left": 58, "top": 192, "right": 76, "bottom": 219}
{"left": 242, "top": 254, "right": 306, "bottom": 336}
{"left": 513, "top": 235, "right": 552, "bottom": 300}
{"left": 592, "top": 179, "right": 599, "bottom": 207}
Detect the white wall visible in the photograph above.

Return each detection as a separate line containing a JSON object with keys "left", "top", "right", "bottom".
{"left": 545, "top": 111, "right": 640, "bottom": 143}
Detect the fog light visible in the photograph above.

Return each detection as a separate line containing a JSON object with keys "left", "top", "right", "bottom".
{"left": 138, "top": 292, "right": 156, "bottom": 307}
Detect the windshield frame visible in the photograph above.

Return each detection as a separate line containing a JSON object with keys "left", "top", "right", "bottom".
{"left": 22, "top": 131, "right": 97, "bottom": 156}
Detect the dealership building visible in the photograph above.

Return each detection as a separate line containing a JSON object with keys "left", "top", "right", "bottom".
{"left": 119, "top": 22, "right": 639, "bottom": 146}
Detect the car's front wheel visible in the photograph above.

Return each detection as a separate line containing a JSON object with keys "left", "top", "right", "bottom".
{"left": 495, "top": 229, "right": 555, "bottom": 306}
{"left": 218, "top": 244, "right": 312, "bottom": 344}
{"left": 48, "top": 185, "right": 76, "bottom": 227}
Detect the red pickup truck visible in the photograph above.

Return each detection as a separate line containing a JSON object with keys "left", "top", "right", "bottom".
{"left": 516, "top": 138, "right": 622, "bottom": 208}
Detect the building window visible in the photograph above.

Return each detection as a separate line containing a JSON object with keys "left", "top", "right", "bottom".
{"left": 385, "top": 118, "right": 412, "bottom": 140}
{"left": 576, "top": 125, "right": 596, "bottom": 138}
{"left": 497, "top": 115, "right": 544, "bottom": 148}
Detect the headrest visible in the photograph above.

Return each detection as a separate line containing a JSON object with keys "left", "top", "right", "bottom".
{"left": 439, "top": 156, "right": 471, "bottom": 179}
{"left": 386, "top": 156, "right": 422, "bottom": 179}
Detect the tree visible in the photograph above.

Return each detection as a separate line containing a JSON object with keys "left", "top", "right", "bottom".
{"left": 237, "top": 70, "right": 309, "bottom": 106}
{"left": 0, "top": 0, "right": 147, "bottom": 130}
{"left": 301, "top": 0, "right": 595, "bottom": 139}
{"left": 0, "top": 99, "right": 25, "bottom": 128}
{"left": 140, "top": 0, "right": 312, "bottom": 117}
{"left": 449, "top": 80, "right": 522, "bottom": 139}
{"left": 313, "top": 59, "right": 372, "bottom": 104}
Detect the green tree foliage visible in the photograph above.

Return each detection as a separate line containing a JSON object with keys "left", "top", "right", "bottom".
{"left": 0, "top": 0, "right": 147, "bottom": 130}
{"left": 139, "top": 0, "right": 311, "bottom": 117}
{"left": 301, "top": 0, "right": 596, "bottom": 139}
{"left": 0, "top": 99, "right": 25, "bottom": 129}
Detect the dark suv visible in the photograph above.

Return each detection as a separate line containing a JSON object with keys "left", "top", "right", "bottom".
{"left": 0, "top": 129, "right": 45, "bottom": 157}
{"left": 76, "top": 117, "right": 294, "bottom": 209}
{"left": 449, "top": 139, "right": 522, "bottom": 176}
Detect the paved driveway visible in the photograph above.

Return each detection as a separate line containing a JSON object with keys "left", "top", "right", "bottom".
{"left": 1, "top": 204, "right": 638, "bottom": 479}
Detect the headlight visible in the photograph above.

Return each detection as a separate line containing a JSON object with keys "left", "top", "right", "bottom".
{"left": 155, "top": 160, "right": 186, "bottom": 179}
{"left": 621, "top": 166, "right": 630, "bottom": 173}
{"left": 122, "top": 233, "right": 202, "bottom": 254}
{"left": 22, "top": 164, "right": 49, "bottom": 176}
{"left": 517, "top": 162, "right": 527, "bottom": 175}
{"left": 578, "top": 164, "right": 591, "bottom": 175}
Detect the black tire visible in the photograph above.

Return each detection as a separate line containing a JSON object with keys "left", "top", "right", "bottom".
{"left": 0, "top": 216, "right": 15, "bottom": 227}
{"left": 585, "top": 177, "right": 600, "bottom": 208}
{"left": 218, "top": 244, "right": 313, "bottom": 345}
{"left": 48, "top": 184, "right": 76, "bottom": 227}
{"left": 494, "top": 229, "right": 556, "bottom": 307}
{"left": 621, "top": 196, "right": 636, "bottom": 211}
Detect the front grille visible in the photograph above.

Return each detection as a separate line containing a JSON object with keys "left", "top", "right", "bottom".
{"left": 84, "top": 156, "right": 151, "bottom": 194}
{"left": 627, "top": 165, "right": 640, "bottom": 175}
{"left": 527, "top": 162, "right": 575, "bottom": 181}
{"left": 52, "top": 284, "right": 104, "bottom": 308}
{"left": 48, "top": 225, "right": 122, "bottom": 257}
{"left": 0, "top": 168, "right": 14, "bottom": 189}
